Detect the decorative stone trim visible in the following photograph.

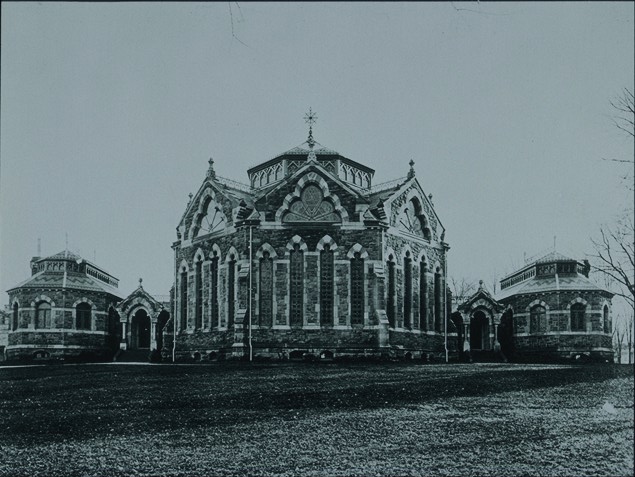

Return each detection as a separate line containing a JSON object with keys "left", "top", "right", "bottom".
{"left": 31, "top": 295, "right": 55, "bottom": 307}
{"left": 346, "top": 243, "right": 369, "bottom": 259}
{"left": 255, "top": 242, "right": 278, "bottom": 259}
{"left": 275, "top": 172, "right": 349, "bottom": 223}
{"left": 209, "top": 243, "right": 222, "bottom": 261}
{"left": 526, "top": 299, "right": 549, "bottom": 312}
{"left": 285, "top": 235, "right": 308, "bottom": 254}
{"left": 316, "top": 235, "right": 338, "bottom": 252}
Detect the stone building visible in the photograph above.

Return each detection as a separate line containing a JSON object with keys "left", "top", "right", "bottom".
{"left": 166, "top": 118, "right": 451, "bottom": 361}
{"left": 453, "top": 251, "right": 614, "bottom": 362}
{"left": 5, "top": 251, "right": 122, "bottom": 360}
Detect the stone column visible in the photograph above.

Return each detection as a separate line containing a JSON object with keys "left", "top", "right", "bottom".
{"left": 150, "top": 316, "right": 157, "bottom": 350}
{"left": 120, "top": 319, "right": 128, "bottom": 350}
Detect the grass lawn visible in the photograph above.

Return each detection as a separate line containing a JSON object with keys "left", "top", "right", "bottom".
{"left": 0, "top": 362, "right": 632, "bottom": 477}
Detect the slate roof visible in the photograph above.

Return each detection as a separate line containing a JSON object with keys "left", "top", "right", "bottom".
{"left": 7, "top": 251, "right": 121, "bottom": 298}
{"left": 496, "top": 251, "right": 610, "bottom": 301}
{"left": 8, "top": 271, "right": 122, "bottom": 297}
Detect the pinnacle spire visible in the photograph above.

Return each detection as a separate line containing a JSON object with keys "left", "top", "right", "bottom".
{"left": 207, "top": 157, "right": 216, "bottom": 179}
{"left": 407, "top": 159, "right": 415, "bottom": 179}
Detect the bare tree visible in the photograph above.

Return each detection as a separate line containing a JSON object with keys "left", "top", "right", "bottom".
{"left": 591, "top": 213, "right": 635, "bottom": 309}
{"left": 449, "top": 277, "right": 478, "bottom": 307}
{"left": 610, "top": 88, "right": 634, "bottom": 139}
{"left": 613, "top": 317, "right": 626, "bottom": 364}
{"left": 627, "top": 313, "right": 634, "bottom": 365}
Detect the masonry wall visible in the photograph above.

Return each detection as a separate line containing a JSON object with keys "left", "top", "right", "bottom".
{"left": 6, "top": 284, "right": 120, "bottom": 360}
{"left": 499, "top": 289, "right": 613, "bottom": 361}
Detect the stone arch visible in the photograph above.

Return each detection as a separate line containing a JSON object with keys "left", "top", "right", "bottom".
{"left": 209, "top": 243, "right": 222, "bottom": 261}
{"left": 71, "top": 297, "right": 94, "bottom": 307}
{"left": 225, "top": 246, "right": 239, "bottom": 262}
{"left": 178, "top": 259, "right": 190, "bottom": 273}
{"left": 275, "top": 172, "right": 349, "bottom": 223}
{"left": 416, "top": 249, "right": 430, "bottom": 266}
{"left": 31, "top": 295, "right": 55, "bottom": 307}
{"left": 256, "top": 243, "right": 278, "bottom": 259}
{"left": 566, "top": 297, "right": 588, "bottom": 309}
{"left": 346, "top": 243, "right": 369, "bottom": 259}
{"left": 193, "top": 248, "right": 205, "bottom": 263}
{"left": 526, "top": 299, "right": 549, "bottom": 312}
{"left": 399, "top": 245, "right": 414, "bottom": 262}
{"left": 316, "top": 235, "right": 339, "bottom": 252}
{"left": 385, "top": 247, "right": 397, "bottom": 264}
{"left": 188, "top": 188, "right": 227, "bottom": 239}
{"left": 285, "top": 235, "right": 308, "bottom": 254}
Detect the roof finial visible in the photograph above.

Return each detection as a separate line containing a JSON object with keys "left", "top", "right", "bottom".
{"left": 207, "top": 157, "right": 216, "bottom": 179}
{"left": 553, "top": 235, "right": 557, "bottom": 251}
{"left": 304, "top": 108, "right": 317, "bottom": 150}
{"left": 479, "top": 279, "right": 484, "bottom": 290}
{"left": 139, "top": 277, "right": 143, "bottom": 288}
{"left": 407, "top": 159, "right": 415, "bottom": 179}
{"left": 188, "top": 192, "right": 193, "bottom": 203}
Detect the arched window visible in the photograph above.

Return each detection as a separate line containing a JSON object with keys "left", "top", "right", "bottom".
{"left": 350, "top": 252, "right": 364, "bottom": 325}
{"left": 530, "top": 305, "right": 546, "bottom": 334}
{"left": 387, "top": 256, "right": 396, "bottom": 328}
{"left": 12, "top": 302, "right": 18, "bottom": 331}
{"left": 76, "top": 303, "right": 92, "bottom": 330}
{"left": 434, "top": 268, "right": 442, "bottom": 332}
{"left": 571, "top": 303, "right": 586, "bottom": 331}
{"left": 320, "top": 244, "right": 334, "bottom": 326}
{"left": 227, "top": 255, "right": 236, "bottom": 328}
{"left": 259, "top": 251, "right": 273, "bottom": 327}
{"left": 35, "top": 302, "right": 52, "bottom": 329}
{"left": 195, "top": 259, "right": 203, "bottom": 329}
{"left": 404, "top": 252, "right": 412, "bottom": 328}
{"left": 419, "top": 261, "right": 427, "bottom": 331}
{"left": 290, "top": 244, "right": 304, "bottom": 327}
{"left": 210, "top": 251, "right": 219, "bottom": 329}
{"left": 603, "top": 305, "right": 610, "bottom": 334}
{"left": 180, "top": 270, "right": 188, "bottom": 330}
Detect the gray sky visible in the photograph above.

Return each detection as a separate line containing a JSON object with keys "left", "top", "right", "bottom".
{"left": 1, "top": 2, "right": 633, "bottom": 304}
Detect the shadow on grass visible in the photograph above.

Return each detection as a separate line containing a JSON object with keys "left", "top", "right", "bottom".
{"left": 1, "top": 363, "right": 632, "bottom": 444}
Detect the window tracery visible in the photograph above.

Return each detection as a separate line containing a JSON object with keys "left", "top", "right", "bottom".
{"left": 320, "top": 244, "right": 334, "bottom": 326}
{"left": 290, "top": 244, "right": 304, "bottom": 326}
{"left": 283, "top": 184, "right": 341, "bottom": 223}
{"left": 350, "top": 252, "right": 364, "bottom": 325}
{"left": 259, "top": 251, "right": 273, "bottom": 327}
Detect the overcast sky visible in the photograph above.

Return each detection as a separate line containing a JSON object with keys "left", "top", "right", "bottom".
{"left": 1, "top": 2, "right": 633, "bottom": 304}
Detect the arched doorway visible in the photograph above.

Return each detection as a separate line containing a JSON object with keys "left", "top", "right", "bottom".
{"left": 131, "top": 309, "right": 151, "bottom": 349}
{"left": 470, "top": 310, "right": 490, "bottom": 350}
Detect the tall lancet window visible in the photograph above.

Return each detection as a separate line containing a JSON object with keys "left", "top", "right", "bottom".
{"left": 419, "top": 260, "right": 427, "bottom": 331}
{"left": 210, "top": 251, "right": 219, "bottom": 329}
{"left": 195, "top": 259, "right": 203, "bottom": 329}
{"left": 434, "top": 268, "right": 442, "bottom": 332}
{"left": 35, "top": 302, "right": 52, "bottom": 329}
{"left": 290, "top": 244, "right": 304, "bottom": 326}
{"left": 603, "top": 305, "right": 610, "bottom": 334}
{"left": 227, "top": 255, "right": 236, "bottom": 328}
{"left": 12, "top": 302, "right": 18, "bottom": 331}
{"left": 180, "top": 270, "right": 188, "bottom": 330}
{"left": 350, "top": 252, "right": 365, "bottom": 325}
{"left": 570, "top": 303, "right": 586, "bottom": 332}
{"left": 387, "top": 256, "right": 396, "bottom": 328}
{"left": 259, "top": 251, "right": 273, "bottom": 327}
{"left": 320, "top": 244, "right": 334, "bottom": 326}
{"left": 404, "top": 252, "right": 412, "bottom": 328}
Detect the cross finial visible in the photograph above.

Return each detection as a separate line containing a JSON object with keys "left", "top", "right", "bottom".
{"left": 207, "top": 157, "right": 216, "bottom": 179}
{"left": 304, "top": 108, "right": 317, "bottom": 149}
